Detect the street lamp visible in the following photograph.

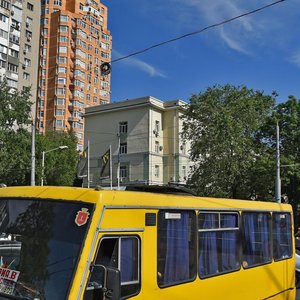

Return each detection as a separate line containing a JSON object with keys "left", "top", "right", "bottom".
{"left": 275, "top": 121, "right": 281, "bottom": 203}
{"left": 41, "top": 145, "right": 68, "bottom": 186}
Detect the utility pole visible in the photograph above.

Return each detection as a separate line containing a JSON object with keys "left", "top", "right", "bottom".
{"left": 275, "top": 121, "right": 281, "bottom": 203}
{"left": 30, "top": 118, "right": 35, "bottom": 186}
{"left": 117, "top": 133, "right": 120, "bottom": 190}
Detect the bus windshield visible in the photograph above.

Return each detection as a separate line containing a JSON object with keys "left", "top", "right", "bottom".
{"left": 0, "top": 198, "right": 94, "bottom": 300}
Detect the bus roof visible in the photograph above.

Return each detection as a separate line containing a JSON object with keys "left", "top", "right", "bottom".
{"left": 0, "top": 186, "right": 292, "bottom": 212}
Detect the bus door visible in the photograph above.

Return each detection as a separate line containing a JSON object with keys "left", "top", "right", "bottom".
{"left": 83, "top": 234, "right": 141, "bottom": 300}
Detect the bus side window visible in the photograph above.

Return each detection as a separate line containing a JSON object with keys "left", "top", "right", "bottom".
{"left": 242, "top": 212, "right": 271, "bottom": 268}
{"left": 272, "top": 213, "right": 292, "bottom": 260}
{"left": 157, "top": 210, "right": 197, "bottom": 287}
{"left": 91, "top": 236, "right": 140, "bottom": 299}
{"left": 198, "top": 212, "right": 240, "bottom": 278}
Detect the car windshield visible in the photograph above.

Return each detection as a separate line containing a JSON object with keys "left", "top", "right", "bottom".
{"left": 0, "top": 198, "right": 94, "bottom": 300}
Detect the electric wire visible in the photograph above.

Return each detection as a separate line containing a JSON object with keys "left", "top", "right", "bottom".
{"left": 110, "top": 0, "right": 286, "bottom": 64}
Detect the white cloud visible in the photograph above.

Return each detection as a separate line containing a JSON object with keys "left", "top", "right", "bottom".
{"left": 171, "top": 0, "right": 258, "bottom": 54}
{"left": 148, "top": 0, "right": 288, "bottom": 55}
{"left": 289, "top": 51, "right": 300, "bottom": 67}
{"left": 113, "top": 50, "right": 167, "bottom": 78}
{"left": 219, "top": 27, "right": 250, "bottom": 55}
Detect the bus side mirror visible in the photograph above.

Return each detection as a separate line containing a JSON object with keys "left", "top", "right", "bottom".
{"left": 85, "top": 265, "right": 120, "bottom": 300}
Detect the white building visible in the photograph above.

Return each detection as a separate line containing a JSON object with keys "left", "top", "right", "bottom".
{"left": 83, "top": 96, "right": 193, "bottom": 187}
{"left": 0, "top": 0, "right": 40, "bottom": 117}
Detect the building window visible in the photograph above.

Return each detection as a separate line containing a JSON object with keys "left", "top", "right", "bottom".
{"left": 119, "top": 143, "right": 127, "bottom": 155}
{"left": 56, "top": 120, "right": 64, "bottom": 127}
{"left": 55, "top": 98, "right": 65, "bottom": 106}
{"left": 0, "top": 44, "right": 7, "bottom": 54}
{"left": 55, "top": 109, "right": 65, "bottom": 116}
{"left": 0, "top": 60, "right": 6, "bottom": 68}
{"left": 154, "top": 165, "right": 159, "bottom": 177}
{"left": 57, "top": 77, "right": 66, "bottom": 85}
{"left": 119, "top": 122, "right": 128, "bottom": 134}
{"left": 7, "top": 63, "right": 18, "bottom": 73}
{"left": 26, "top": 16, "right": 33, "bottom": 26}
{"left": 59, "top": 36, "right": 68, "bottom": 43}
{"left": 41, "top": 18, "right": 48, "bottom": 25}
{"left": 23, "top": 72, "right": 30, "bottom": 80}
{"left": 0, "top": 13, "right": 8, "bottom": 23}
{"left": 9, "top": 49, "right": 18, "bottom": 58}
{"left": 59, "top": 25, "right": 68, "bottom": 33}
{"left": 56, "top": 87, "right": 65, "bottom": 95}
{"left": 59, "top": 46, "right": 67, "bottom": 53}
{"left": 0, "top": 0, "right": 10, "bottom": 10}
{"left": 24, "top": 58, "right": 31, "bottom": 67}
{"left": 120, "top": 166, "right": 127, "bottom": 179}
{"left": 27, "top": 2, "right": 34, "bottom": 10}
{"left": 0, "top": 29, "right": 7, "bottom": 39}
{"left": 58, "top": 67, "right": 66, "bottom": 73}
{"left": 182, "top": 166, "right": 187, "bottom": 180}
{"left": 25, "top": 44, "right": 31, "bottom": 53}
{"left": 154, "top": 120, "right": 160, "bottom": 135}
{"left": 58, "top": 56, "right": 67, "bottom": 64}
{"left": 26, "top": 30, "right": 32, "bottom": 39}
{"left": 7, "top": 78, "right": 17, "bottom": 88}
{"left": 155, "top": 141, "right": 159, "bottom": 154}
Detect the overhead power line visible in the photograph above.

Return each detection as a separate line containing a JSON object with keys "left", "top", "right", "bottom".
{"left": 111, "top": 0, "right": 286, "bottom": 64}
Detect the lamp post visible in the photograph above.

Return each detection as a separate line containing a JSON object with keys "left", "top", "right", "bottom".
{"left": 41, "top": 145, "right": 68, "bottom": 186}
{"left": 275, "top": 121, "right": 281, "bottom": 203}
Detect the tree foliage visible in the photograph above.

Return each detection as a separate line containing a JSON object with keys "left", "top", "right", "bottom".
{"left": 182, "top": 84, "right": 276, "bottom": 199}
{"left": 0, "top": 81, "right": 32, "bottom": 185}
{"left": 35, "top": 132, "right": 79, "bottom": 186}
{"left": 0, "top": 80, "right": 32, "bottom": 130}
{"left": 262, "top": 96, "right": 300, "bottom": 207}
{"left": 0, "top": 80, "right": 79, "bottom": 186}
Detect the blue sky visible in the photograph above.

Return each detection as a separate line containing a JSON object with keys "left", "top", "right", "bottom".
{"left": 102, "top": 0, "right": 300, "bottom": 104}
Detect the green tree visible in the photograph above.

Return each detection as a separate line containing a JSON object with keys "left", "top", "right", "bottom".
{"left": 182, "top": 84, "right": 276, "bottom": 199}
{"left": 0, "top": 81, "right": 32, "bottom": 185}
{"left": 35, "top": 132, "right": 80, "bottom": 186}
{"left": 0, "top": 80, "right": 32, "bottom": 130}
{"left": 264, "top": 96, "right": 300, "bottom": 208}
{"left": 0, "top": 80, "right": 79, "bottom": 186}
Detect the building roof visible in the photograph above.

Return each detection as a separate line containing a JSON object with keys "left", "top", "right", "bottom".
{"left": 84, "top": 96, "right": 188, "bottom": 117}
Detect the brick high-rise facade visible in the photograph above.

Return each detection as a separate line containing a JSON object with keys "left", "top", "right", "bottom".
{"left": 37, "top": 0, "right": 111, "bottom": 151}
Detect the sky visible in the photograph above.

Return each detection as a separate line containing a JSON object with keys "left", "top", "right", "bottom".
{"left": 102, "top": 0, "right": 300, "bottom": 104}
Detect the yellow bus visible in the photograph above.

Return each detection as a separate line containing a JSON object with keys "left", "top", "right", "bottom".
{"left": 0, "top": 185, "right": 295, "bottom": 300}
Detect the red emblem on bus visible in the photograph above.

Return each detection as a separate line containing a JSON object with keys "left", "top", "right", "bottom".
{"left": 75, "top": 208, "right": 89, "bottom": 226}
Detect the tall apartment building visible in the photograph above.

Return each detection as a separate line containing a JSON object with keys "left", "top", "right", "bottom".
{"left": 0, "top": 0, "right": 41, "bottom": 116}
{"left": 37, "top": 0, "right": 112, "bottom": 151}
{"left": 84, "top": 96, "right": 193, "bottom": 187}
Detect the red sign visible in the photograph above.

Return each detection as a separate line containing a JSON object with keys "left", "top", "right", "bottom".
{"left": 0, "top": 268, "right": 20, "bottom": 283}
{"left": 75, "top": 208, "right": 90, "bottom": 226}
